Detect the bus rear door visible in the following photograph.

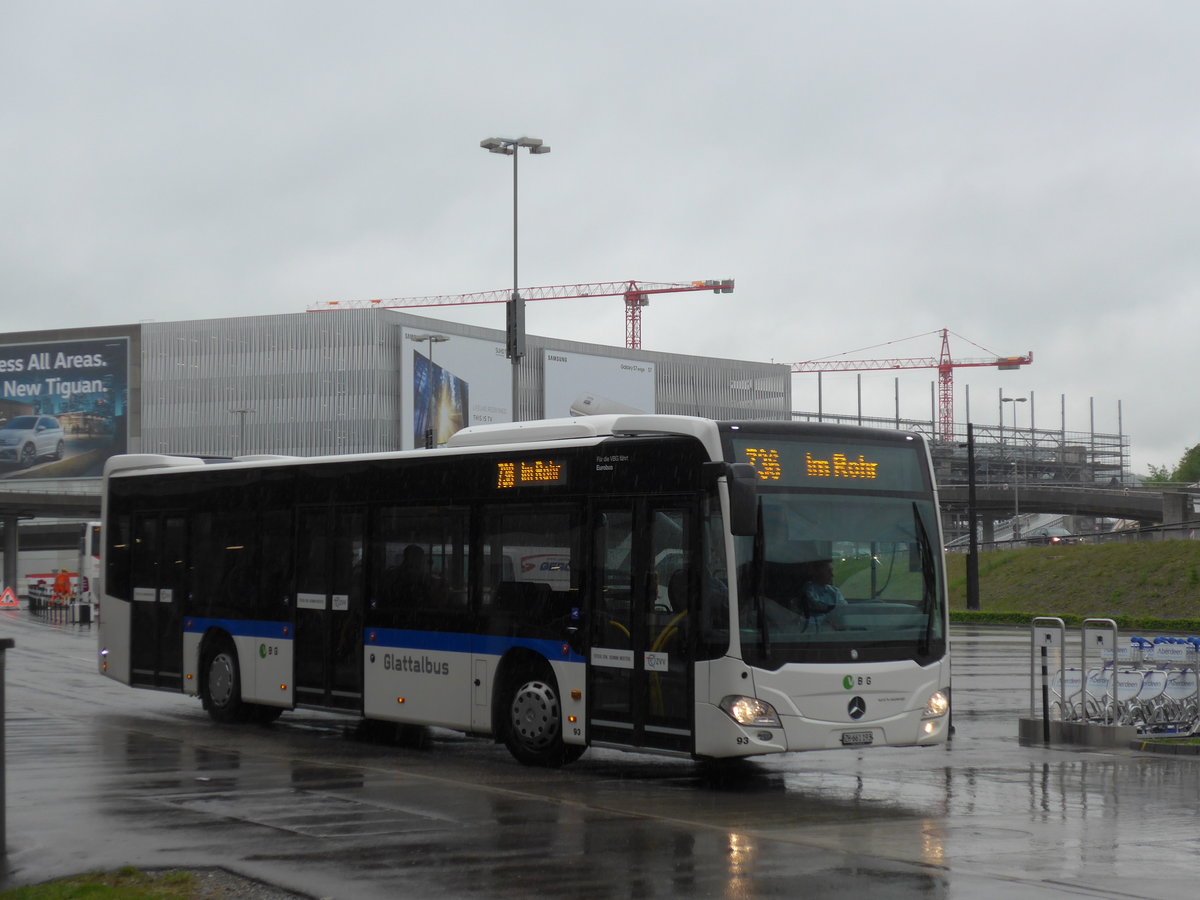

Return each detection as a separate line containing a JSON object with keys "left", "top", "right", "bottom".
{"left": 293, "top": 506, "right": 365, "bottom": 711}
{"left": 129, "top": 512, "right": 187, "bottom": 690}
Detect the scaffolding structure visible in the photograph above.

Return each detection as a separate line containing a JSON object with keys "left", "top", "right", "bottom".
{"left": 789, "top": 410, "right": 1130, "bottom": 487}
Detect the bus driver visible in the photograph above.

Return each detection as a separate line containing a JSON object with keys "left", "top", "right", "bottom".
{"left": 801, "top": 559, "right": 846, "bottom": 631}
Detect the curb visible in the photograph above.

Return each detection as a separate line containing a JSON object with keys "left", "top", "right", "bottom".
{"left": 1130, "top": 739, "right": 1200, "bottom": 756}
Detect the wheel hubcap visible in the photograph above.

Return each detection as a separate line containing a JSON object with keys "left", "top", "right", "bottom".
{"left": 510, "top": 680, "right": 560, "bottom": 750}
{"left": 208, "top": 653, "right": 234, "bottom": 707}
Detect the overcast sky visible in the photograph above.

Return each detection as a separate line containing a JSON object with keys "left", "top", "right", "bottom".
{"left": 3, "top": 1, "right": 1195, "bottom": 475}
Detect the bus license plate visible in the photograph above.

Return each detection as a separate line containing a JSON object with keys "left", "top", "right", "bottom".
{"left": 840, "top": 730, "right": 873, "bottom": 746}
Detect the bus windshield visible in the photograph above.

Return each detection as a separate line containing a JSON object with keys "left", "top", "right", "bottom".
{"left": 733, "top": 488, "right": 945, "bottom": 668}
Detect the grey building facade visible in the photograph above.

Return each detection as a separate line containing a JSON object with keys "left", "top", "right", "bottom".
{"left": 2, "top": 308, "right": 790, "bottom": 466}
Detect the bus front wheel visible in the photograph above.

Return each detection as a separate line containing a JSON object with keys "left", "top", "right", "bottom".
{"left": 202, "top": 639, "right": 247, "bottom": 724}
{"left": 502, "top": 665, "right": 585, "bottom": 767}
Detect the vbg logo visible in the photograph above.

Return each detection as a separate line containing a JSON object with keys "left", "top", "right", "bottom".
{"left": 843, "top": 675, "right": 871, "bottom": 690}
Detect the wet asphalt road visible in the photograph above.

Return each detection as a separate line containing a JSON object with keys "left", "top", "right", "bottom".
{"left": 1, "top": 610, "right": 1197, "bottom": 899}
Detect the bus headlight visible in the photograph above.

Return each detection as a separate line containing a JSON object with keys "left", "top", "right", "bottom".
{"left": 720, "top": 695, "right": 781, "bottom": 728}
{"left": 923, "top": 689, "right": 950, "bottom": 719}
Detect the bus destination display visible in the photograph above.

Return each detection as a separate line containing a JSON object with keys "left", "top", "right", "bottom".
{"left": 496, "top": 458, "right": 568, "bottom": 489}
{"left": 731, "top": 438, "right": 924, "bottom": 491}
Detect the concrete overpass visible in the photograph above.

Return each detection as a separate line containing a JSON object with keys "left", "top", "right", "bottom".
{"left": 0, "top": 478, "right": 101, "bottom": 593}
{"left": 938, "top": 483, "right": 1198, "bottom": 540}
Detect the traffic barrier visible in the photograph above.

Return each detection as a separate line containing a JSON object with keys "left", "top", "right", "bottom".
{"left": 0, "top": 588, "right": 18, "bottom": 608}
{"left": 24, "top": 582, "right": 95, "bottom": 625}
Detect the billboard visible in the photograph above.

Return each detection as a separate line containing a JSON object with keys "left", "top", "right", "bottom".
{"left": 542, "top": 350, "right": 656, "bottom": 419}
{"left": 0, "top": 337, "right": 129, "bottom": 479}
{"left": 403, "top": 330, "right": 512, "bottom": 450}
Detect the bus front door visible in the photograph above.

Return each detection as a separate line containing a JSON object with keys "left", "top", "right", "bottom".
{"left": 293, "top": 506, "right": 365, "bottom": 711}
{"left": 129, "top": 512, "right": 187, "bottom": 690}
{"left": 589, "top": 499, "right": 695, "bottom": 754}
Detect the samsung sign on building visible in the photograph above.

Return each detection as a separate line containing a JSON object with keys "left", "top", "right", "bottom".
{"left": 0, "top": 337, "right": 129, "bottom": 479}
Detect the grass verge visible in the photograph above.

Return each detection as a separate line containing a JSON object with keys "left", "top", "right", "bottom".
{"left": 0, "top": 867, "right": 196, "bottom": 899}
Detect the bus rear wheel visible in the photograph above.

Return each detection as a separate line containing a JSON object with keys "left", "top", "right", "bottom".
{"left": 502, "top": 666, "right": 585, "bottom": 767}
{"left": 202, "top": 639, "right": 248, "bottom": 723}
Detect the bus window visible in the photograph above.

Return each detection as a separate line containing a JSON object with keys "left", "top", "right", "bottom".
{"left": 190, "top": 508, "right": 258, "bottom": 619}
{"left": 259, "top": 508, "right": 293, "bottom": 618}
{"left": 371, "top": 506, "right": 468, "bottom": 630}
{"left": 106, "top": 514, "right": 132, "bottom": 602}
{"left": 131, "top": 514, "right": 160, "bottom": 599}
{"left": 480, "top": 506, "right": 579, "bottom": 634}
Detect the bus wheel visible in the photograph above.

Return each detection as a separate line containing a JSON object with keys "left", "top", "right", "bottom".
{"left": 202, "top": 639, "right": 247, "bottom": 724}
{"left": 502, "top": 666, "right": 585, "bottom": 767}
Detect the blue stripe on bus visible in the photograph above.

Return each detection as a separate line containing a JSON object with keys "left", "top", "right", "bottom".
{"left": 183, "top": 619, "right": 585, "bottom": 664}
{"left": 367, "top": 627, "right": 585, "bottom": 664}
{"left": 184, "top": 618, "right": 292, "bottom": 639}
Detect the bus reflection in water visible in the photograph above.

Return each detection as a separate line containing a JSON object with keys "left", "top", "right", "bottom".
{"left": 97, "top": 415, "right": 950, "bottom": 766}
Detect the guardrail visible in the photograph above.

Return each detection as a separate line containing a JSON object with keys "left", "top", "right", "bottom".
{"left": 948, "top": 518, "right": 1200, "bottom": 552}
{"left": 25, "top": 583, "right": 95, "bottom": 625}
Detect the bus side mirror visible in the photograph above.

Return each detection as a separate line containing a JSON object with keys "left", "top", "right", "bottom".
{"left": 727, "top": 463, "right": 758, "bottom": 536}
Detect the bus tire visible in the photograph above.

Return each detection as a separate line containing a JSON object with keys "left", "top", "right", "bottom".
{"left": 202, "top": 638, "right": 248, "bottom": 724}
{"left": 502, "top": 664, "right": 585, "bottom": 767}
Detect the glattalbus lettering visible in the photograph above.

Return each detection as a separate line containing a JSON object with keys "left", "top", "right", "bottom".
{"left": 383, "top": 653, "right": 450, "bottom": 676}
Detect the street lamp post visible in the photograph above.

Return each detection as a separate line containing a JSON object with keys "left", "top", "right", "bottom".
{"left": 407, "top": 333, "right": 449, "bottom": 448}
{"left": 480, "top": 136, "right": 551, "bottom": 423}
{"left": 1002, "top": 395, "right": 1028, "bottom": 539}
{"left": 964, "top": 423, "right": 980, "bottom": 610}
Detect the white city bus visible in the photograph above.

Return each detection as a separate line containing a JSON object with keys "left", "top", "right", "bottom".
{"left": 98, "top": 415, "right": 950, "bottom": 766}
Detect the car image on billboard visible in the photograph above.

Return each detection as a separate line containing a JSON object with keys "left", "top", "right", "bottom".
{"left": 0, "top": 415, "right": 65, "bottom": 468}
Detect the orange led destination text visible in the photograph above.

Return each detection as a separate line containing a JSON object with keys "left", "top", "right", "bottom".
{"left": 804, "top": 452, "right": 879, "bottom": 480}
{"left": 497, "top": 459, "right": 564, "bottom": 488}
{"left": 744, "top": 448, "right": 782, "bottom": 481}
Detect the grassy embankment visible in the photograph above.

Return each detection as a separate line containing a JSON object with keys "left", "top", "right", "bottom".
{"left": 946, "top": 540, "right": 1200, "bottom": 632}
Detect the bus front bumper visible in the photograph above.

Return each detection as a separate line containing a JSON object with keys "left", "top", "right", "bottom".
{"left": 693, "top": 702, "right": 950, "bottom": 759}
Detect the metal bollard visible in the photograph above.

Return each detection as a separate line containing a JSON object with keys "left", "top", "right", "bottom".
{"left": 0, "top": 637, "right": 13, "bottom": 858}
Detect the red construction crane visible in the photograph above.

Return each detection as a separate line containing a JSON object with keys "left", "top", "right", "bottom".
{"left": 307, "top": 279, "right": 735, "bottom": 350}
{"left": 792, "top": 328, "right": 1033, "bottom": 443}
